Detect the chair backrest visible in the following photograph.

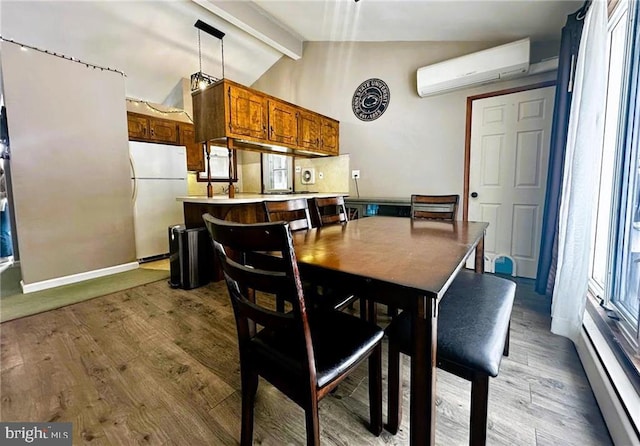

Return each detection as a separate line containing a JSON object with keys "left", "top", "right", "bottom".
{"left": 312, "top": 196, "right": 348, "bottom": 227}
{"left": 264, "top": 198, "right": 312, "bottom": 231}
{"left": 410, "top": 194, "right": 459, "bottom": 221}
{"left": 202, "top": 213, "right": 318, "bottom": 383}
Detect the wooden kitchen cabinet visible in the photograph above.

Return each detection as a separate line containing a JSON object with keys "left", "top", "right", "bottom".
{"left": 127, "top": 113, "right": 149, "bottom": 140}
{"left": 179, "top": 123, "right": 205, "bottom": 172}
{"left": 149, "top": 119, "right": 179, "bottom": 143}
{"left": 127, "top": 112, "right": 203, "bottom": 171}
{"left": 320, "top": 117, "right": 339, "bottom": 155}
{"left": 193, "top": 78, "right": 339, "bottom": 157}
{"left": 127, "top": 112, "right": 179, "bottom": 144}
{"left": 298, "top": 112, "right": 338, "bottom": 155}
{"left": 298, "top": 110, "right": 321, "bottom": 151}
{"left": 227, "top": 83, "right": 268, "bottom": 140}
{"left": 268, "top": 99, "right": 298, "bottom": 146}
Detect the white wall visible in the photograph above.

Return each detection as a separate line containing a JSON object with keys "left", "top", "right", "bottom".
{"left": 1, "top": 42, "right": 136, "bottom": 286}
{"left": 252, "top": 41, "right": 556, "bottom": 200}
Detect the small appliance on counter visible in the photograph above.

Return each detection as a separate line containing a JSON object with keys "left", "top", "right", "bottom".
{"left": 168, "top": 225, "right": 213, "bottom": 290}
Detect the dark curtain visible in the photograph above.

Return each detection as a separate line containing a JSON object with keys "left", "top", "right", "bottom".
{"left": 535, "top": 6, "right": 588, "bottom": 296}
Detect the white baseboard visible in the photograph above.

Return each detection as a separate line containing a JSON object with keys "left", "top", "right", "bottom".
{"left": 576, "top": 313, "right": 640, "bottom": 446}
{"left": 20, "top": 262, "right": 140, "bottom": 294}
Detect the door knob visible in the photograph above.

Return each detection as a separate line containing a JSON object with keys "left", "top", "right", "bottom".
{"left": 471, "top": 192, "right": 478, "bottom": 198}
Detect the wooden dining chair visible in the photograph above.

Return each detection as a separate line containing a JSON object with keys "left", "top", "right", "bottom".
{"left": 387, "top": 193, "right": 461, "bottom": 317}
{"left": 264, "top": 198, "right": 314, "bottom": 312}
{"left": 409, "top": 192, "right": 511, "bottom": 355}
{"left": 311, "top": 196, "right": 364, "bottom": 317}
{"left": 410, "top": 194, "right": 459, "bottom": 221}
{"left": 202, "top": 214, "right": 383, "bottom": 446}
{"left": 312, "top": 196, "right": 348, "bottom": 227}
{"left": 264, "top": 198, "right": 313, "bottom": 232}
{"left": 385, "top": 271, "right": 515, "bottom": 446}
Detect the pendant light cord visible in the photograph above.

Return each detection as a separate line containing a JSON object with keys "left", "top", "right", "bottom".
{"left": 198, "top": 29, "right": 203, "bottom": 74}
{"left": 221, "top": 39, "right": 225, "bottom": 79}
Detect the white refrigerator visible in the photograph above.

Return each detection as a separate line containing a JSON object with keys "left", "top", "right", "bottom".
{"left": 130, "top": 141, "right": 187, "bottom": 260}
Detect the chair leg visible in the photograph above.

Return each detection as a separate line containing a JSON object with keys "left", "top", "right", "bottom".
{"left": 240, "top": 368, "right": 259, "bottom": 446}
{"left": 503, "top": 321, "right": 510, "bottom": 357}
{"left": 386, "top": 341, "right": 403, "bottom": 435}
{"left": 469, "top": 374, "right": 489, "bottom": 446}
{"left": 304, "top": 399, "right": 321, "bottom": 446}
{"left": 368, "top": 344, "right": 383, "bottom": 436}
{"left": 367, "top": 299, "right": 378, "bottom": 323}
{"left": 276, "top": 295, "right": 285, "bottom": 313}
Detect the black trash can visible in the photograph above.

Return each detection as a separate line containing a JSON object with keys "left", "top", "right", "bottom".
{"left": 168, "top": 225, "right": 213, "bottom": 290}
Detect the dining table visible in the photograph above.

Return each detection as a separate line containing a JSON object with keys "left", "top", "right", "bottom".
{"left": 291, "top": 215, "right": 489, "bottom": 446}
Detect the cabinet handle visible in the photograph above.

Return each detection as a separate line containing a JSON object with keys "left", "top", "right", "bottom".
{"left": 270, "top": 126, "right": 273, "bottom": 136}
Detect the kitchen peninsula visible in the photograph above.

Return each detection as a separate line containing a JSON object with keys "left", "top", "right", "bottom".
{"left": 178, "top": 193, "right": 347, "bottom": 228}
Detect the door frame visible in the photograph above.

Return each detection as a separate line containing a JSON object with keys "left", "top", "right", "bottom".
{"left": 463, "top": 80, "right": 557, "bottom": 221}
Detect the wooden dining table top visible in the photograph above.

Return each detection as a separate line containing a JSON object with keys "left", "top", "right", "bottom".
{"left": 291, "top": 216, "right": 489, "bottom": 300}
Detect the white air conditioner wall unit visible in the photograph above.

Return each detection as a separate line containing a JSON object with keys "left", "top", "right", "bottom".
{"left": 417, "top": 38, "right": 530, "bottom": 98}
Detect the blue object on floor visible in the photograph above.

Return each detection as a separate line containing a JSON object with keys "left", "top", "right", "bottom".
{"left": 494, "top": 255, "right": 515, "bottom": 276}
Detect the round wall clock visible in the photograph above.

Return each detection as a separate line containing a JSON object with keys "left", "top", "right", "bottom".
{"left": 352, "top": 78, "right": 390, "bottom": 121}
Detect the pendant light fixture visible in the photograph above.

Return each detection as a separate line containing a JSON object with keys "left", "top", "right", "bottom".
{"left": 190, "top": 20, "right": 225, "bottom": 92}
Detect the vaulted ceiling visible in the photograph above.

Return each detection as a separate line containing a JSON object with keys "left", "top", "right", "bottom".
{"left": 1, "top": 0, "right": 583, "bottom": 104}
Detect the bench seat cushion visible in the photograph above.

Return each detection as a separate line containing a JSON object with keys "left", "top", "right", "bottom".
{"left": 386, "top": 271, "right": 515, "bottom": 377}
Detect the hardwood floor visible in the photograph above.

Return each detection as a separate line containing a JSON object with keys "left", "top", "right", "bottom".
{"left": 0, "top": 276, "right": 612, "bottom": 445}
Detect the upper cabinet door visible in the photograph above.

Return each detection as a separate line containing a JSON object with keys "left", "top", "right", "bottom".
{"left": 149, "top": 119, "right": 179, "bottom": 144}
{"left": 127, "top": 114, "right": 149, "bottom": 140}
{"left": 268, "top": 100, "right": 298, "bottom": 146}
{"left": 321, "top": 118, "right": 339, "bottom": 155}
{"left": 227, "top": 84, "right": 268, "bottom": 140}
{"left": 180, "top": 123, "right": 204, "bottom": 172}
{"left": 127, "top": 112, "right": 179, "bottom": 144}
{"left": 298, "top": 110, "right": 321, "bottom": 151}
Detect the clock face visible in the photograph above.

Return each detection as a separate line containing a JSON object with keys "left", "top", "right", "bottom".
{"left": 352, "top": 78, "right": 390, "bottom": 121}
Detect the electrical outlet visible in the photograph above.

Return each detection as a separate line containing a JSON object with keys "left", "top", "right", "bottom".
{"left": 352, "top": 170, "right": 360, "bottom": 179}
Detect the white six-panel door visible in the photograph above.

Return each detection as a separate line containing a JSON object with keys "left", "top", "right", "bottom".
{"left": 468, "top": 86, "right": 555, "bottom": 278}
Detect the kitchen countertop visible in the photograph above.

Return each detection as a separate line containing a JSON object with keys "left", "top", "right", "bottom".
{"left": 177, "top": 192, "right": 347, "bottom": 205}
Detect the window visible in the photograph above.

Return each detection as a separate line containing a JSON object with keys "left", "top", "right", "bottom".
{"left": 590, "top": 3, "right": 629, "bottom": 291}
{"left": 589, "top": 0, "right": 639, "bottom": 350}
{"left": 197, "top": 144, "right": 237, "bottom": 182}
{"left": 262, "top": 153, "right": 293, "bottom": 193}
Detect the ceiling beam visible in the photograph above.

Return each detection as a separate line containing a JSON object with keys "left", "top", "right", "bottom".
{"left": 192, "top": 0, "right": 303, "bottom": 60}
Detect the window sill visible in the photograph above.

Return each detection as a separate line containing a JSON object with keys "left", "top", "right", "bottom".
{"left": 585, "top": 292, "right": 640, "bottom": 392}
{"left": 583, "top": 292, "right": 640, "bottom": 442}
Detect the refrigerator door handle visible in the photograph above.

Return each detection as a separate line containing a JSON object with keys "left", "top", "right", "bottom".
{"left": 130, "top": 157, "right": 138, "bottom": 203}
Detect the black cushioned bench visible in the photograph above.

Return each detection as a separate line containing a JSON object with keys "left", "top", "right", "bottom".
{"left": 386, "top": 270, "right": 516, "bottom": 446}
